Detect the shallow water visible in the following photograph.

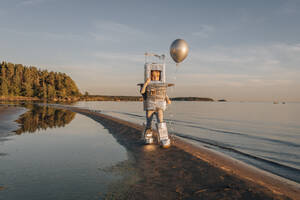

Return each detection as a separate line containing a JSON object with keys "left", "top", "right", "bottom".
{"left": 73, "top": 101, "right": 300, "bottom": 183}
{"left": 0, "top": 106, "right": 26, "bottom": 138}
{"left": 0, "top": 106, "right": 128, "bottom": 200}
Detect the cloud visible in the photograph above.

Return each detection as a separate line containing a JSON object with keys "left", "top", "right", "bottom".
{"left": 179, "top": 72, "right": 295, "bottom": 87}
{"left": 93, "top": 52, "right": 144, "bottom": 63}
{"left": 17, "top": 0, "right": 54, "bottom": 6}
{"left": 189, "top": 43, "right": 300, "bottom": 72}
{"left": 90, "top": 20, "right": 147, "bottom": 42}
{"left": 172, "top": 43, "right": 300, "bottom": 93}
{"left": 94, "top": 20, "right": 144, "bottom": 35}
{"left": 192, "top": 25, "right": 215, "bottom": 38}
{"left": 89, "top": 32, "right": 118, "bottom": 42}
{"left": 0, "top": 27, "right": 84, "bottom": 41}
{"left": 278, "top": 1, "right": 300, "bottom": 15}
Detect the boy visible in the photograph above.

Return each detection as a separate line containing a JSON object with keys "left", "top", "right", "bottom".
{"left": 140, "top": 70, "right": 172, "bottom": 148}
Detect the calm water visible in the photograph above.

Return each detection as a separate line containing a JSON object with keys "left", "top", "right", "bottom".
{"left": 73, "top": 101, "right": 300, "bottom": 183}
{"left": 0, "top": 105, "right": 128, "bottom": 200}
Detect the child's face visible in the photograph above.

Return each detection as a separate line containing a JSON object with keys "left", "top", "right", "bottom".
{"left": 151, "top": 70, "right": 160, "bottom": 81}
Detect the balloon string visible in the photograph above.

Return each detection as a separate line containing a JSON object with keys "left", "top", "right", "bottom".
{"left": 168, "top": 63, "right": 180, "bottom": 134}
{"left": 175, "top": 63, "right": 179, "bottom": 73}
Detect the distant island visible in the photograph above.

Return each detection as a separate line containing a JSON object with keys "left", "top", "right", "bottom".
{"left": 81, "top": 95, "right": 142, "bottom": 101}
{"left": 218, "top": 99, "right": 227, "bottom": 102}
{"left": 1, "top": 61, "right": 220, "bottom": 102}
{"left": 170, "top": 97, "right": 214, "bottom": 101}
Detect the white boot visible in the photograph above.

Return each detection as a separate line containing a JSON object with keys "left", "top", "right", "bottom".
{"left": 143, "top": 128, "right": 154, "bottom": 144}
{"left": 156, "top": 122, "right": 171, "bottom": 148}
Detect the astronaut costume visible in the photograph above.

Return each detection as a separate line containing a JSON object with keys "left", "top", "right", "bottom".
{"left": 139, "top": 54, "right": 173, "bottom": 148}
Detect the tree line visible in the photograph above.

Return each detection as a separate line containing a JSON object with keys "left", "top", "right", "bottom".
{"left": 0, "top": 61, "right": 81, "bottom": 100}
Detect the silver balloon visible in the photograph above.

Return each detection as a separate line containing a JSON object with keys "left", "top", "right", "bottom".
{"left": 170, "top": 39, "right": 189, "bottom": 63}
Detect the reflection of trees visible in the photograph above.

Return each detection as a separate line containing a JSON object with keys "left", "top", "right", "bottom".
{"left": 15, "top": 105, "right": 75, "bottom": 134}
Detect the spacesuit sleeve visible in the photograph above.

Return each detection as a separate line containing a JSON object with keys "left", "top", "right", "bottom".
{"left": 140, "top": 83, "right": 147, "bottom": 94}
{"left": 165, "top": 95, "right": 170, "bottom": 101}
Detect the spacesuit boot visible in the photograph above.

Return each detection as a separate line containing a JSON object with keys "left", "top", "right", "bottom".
{"left": 143, "top": 128, "right": 154, "bottom": 144}
{"left": 156, "top": 122, "right": 171, "bottom": 148}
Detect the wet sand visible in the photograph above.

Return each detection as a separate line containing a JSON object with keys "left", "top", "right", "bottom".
{"left": 53, "top": 105, "right": 299, "bottom": 200}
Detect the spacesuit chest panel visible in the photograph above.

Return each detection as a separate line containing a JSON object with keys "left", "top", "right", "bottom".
{"left": 144, "top": 83, "right": 167, "bottom": 111}
{"left": 146, "top": 83, "right": 167, "bottom": 100}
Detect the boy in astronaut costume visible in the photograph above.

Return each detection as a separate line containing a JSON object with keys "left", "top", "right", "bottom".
{"left": 139, "top": 55, "right": 172, "bottom": 148}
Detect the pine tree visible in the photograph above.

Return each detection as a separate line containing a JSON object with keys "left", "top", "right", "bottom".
{"left": 0, "top": 78, "right": 9, "bottom": 96}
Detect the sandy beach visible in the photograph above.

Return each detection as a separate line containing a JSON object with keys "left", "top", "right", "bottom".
{"left": 1, "top": 104, "right": 299, "bottom": 199}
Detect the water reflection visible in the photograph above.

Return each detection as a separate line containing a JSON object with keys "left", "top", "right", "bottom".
{"left": 0, "top": 106, "right": 128, "bottom": 200}
{"left": 15, "top": 104, "right": 75, "bottom": 134}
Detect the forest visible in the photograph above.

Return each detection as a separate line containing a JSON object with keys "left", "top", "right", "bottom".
{"left": 0, "top": 61, "right": 81, "bottom": 100}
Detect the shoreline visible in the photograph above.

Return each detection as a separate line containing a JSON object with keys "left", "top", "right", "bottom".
{"left": 51, "top": 104, "right": 299, "bottom": 199}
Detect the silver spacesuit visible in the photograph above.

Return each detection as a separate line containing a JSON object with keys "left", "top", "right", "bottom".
{"left": 139, "top": 54, "right": 173, "bottom": 148}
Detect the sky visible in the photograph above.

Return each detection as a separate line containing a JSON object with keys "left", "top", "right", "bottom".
{"left": 1, "top": 0, "right": 300, "bottom": 102}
